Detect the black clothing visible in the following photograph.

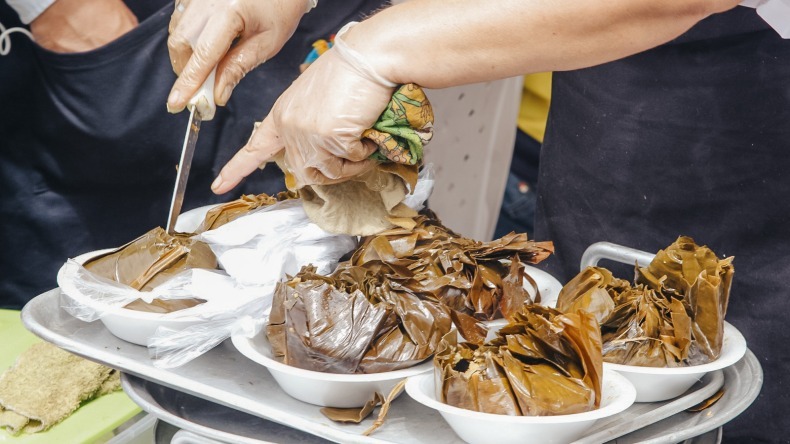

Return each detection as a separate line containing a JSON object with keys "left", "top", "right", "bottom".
{"left": 0, "top": 0, "right": 385, "bottom": 309}
{"left": 537, "top": 7, "right": 790, "bottom": 442}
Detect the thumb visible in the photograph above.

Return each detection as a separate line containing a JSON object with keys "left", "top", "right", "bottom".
{"left": 211, "top": 116, "right": 284, "bottom": 194}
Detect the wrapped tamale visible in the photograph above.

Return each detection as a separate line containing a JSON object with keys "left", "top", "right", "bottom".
{"left": 351, "top": 210, "right": 554, "bottom": 340}
{"left": 636, "top": 236, "right": 733, "bottom": 362}
{"left": 556, "top": 236, "right": 733, "bottom": 367}
{"left": 435, "top": 306, "right": 603, "bottom": 416}
{"left": 267, "top": 266, "right": 452, "bottom": 374}
{"left": 265, "top": 210, "right": 555, "bottom": 373}
{"left": 83, "top": 227, "right": 217, "bottom": 313}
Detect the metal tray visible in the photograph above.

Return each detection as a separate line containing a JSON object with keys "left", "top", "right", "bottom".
{"left": 22, "top": 289, "right": 762, "bottom": 444}
{"left": 120, "top": 374, "right": 329, "bottom": 444}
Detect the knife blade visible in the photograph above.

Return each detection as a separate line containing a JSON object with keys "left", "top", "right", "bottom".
{"left": 165, "top": 107, "right": 202, "bottom": 234}
{"left": 165, "top": 68, "right": 217, "bottom": 235}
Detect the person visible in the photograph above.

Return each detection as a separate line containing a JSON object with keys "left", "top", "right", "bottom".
{"left": 0, "top": 0, "right": 386, "bottom": 309}
{"left": 494, "top": 72, "right": 552, "bottom": 239}
{"left": 192, "top": 1, "right": 789, "bottom": 441}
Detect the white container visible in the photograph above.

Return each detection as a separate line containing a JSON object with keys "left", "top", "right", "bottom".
{"left": 405, "top": 369, "right": 636, "bottom": 444}
{"left": 231, "top": 331, "right": 432, "bottom": 408}
{"left": 604, "top": 322, "right": 747, "bottom": 402}
{"left": 57, "top": 250, "right": 211, "bottom": 346}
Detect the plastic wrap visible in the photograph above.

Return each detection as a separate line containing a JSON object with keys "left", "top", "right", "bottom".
{"left": 194, "top": 199, "right": 358, "bottom": 285}
{"left": 147, "top": 295, "right": 272, "bottom": 368}
{"left": 57, "top": 197, "right": 360, "bottom": 368}
{"left": 59, "top": 174, "right": 438, "bottom": 367}
{"left": 59, "top": 261, "right": 221, "bottom": 322}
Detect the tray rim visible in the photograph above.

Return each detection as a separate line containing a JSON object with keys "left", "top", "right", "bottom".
{"left": 21, "top": 289, "right": 762, "bottom": 444}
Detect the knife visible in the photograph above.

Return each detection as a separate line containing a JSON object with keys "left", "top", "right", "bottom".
{"left": 166, "top": 68, "right": 217, "bottom": 235}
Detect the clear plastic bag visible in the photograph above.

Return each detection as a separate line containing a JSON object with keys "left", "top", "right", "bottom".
{"left": 59, "top": 170, "right": 434, "bottom": 368}
{"left": 59, "top": 260, "right": 210, "bottom": 322}
{"left": 194, "top": 199, "right": 357, "bottom": 285}
{"left": 403, "top": 163, "right": 435, "bottom": 211}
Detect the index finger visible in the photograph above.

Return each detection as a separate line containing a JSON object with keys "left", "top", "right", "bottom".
{"left": 212, "top": 116, "right": 285, "bottom": 194}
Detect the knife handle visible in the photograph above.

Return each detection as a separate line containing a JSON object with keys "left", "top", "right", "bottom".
{"left": 187, "top": 67, "right": 217, "bottom": 121}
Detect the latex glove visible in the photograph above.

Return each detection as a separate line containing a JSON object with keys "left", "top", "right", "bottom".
{"left": 29, "top": 0, "right": 138, "bottom": 53}
{"left": 211, "top": 22, "right": 397, "bottom": 194}
{"left": 166, "top": 0, "right": 309, "bottom": 112}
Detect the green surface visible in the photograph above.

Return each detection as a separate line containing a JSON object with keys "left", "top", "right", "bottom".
{"left": 0, "top": 309, "right": 141, "bottom": 443}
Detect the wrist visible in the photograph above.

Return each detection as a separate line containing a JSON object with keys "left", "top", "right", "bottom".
{"left": 333, "top": 22, "right": 397, "bottom": 87}
{"left": 340, "top": 19, "right": 407, "bottom": 86}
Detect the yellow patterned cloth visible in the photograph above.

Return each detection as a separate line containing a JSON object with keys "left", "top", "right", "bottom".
{"left": 301, "top": 38, "right": 434, "bottom": 165}
{"left": 364, "top": 83, "right": 433, "bottom": 165}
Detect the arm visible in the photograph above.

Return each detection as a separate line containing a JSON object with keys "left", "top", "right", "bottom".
{"left": 26, "top": 0, "right": 138, "bottom": 53}
{"left": 351, "top": 0, "right": 741, "bottom": 88}
{"left": 211, "top": 0, "right": 741, "bottom": 193}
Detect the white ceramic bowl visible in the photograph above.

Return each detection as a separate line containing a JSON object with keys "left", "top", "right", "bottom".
{"left": 405, "top": 369, "right": 636, "bottom": 444}
{"left": 603, "top": 322, "right": 747, "bottom": 402}
{"left": 57, "top": 250, "right": 208, "bottom": 346}
{"left": 231, "top": 330, "right": 432, "bottom": 408}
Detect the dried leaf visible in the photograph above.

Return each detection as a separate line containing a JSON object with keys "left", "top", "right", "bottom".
{"left": 557, "top": 236, "right": 733, "bottom": 367}
{"left": 265, "top": 212, "right": 554, "bottom": 372}
{"left": 436, "top": 306, "right": 602, "bottom": 416}
{"left": 194, "top": 191, "right": 297, "bottom": 233}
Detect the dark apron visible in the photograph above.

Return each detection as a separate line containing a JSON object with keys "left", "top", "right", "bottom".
{"left": 0, "top": 0, "right": 386, "bottom": 309}
{"left": 536, "top": 8, "right": 790, "bottom": 441}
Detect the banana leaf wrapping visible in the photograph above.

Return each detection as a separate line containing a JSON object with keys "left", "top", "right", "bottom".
{"left": 194, "top": 190, "right": 298, "bottom": 233}
{"left": 435, "top": 305, "right": 602, "bottom": 416}
{"left": 265, "top": 211, "right": 554, "bottom": 373}
{"left": 351, "top": 210, "right": 554, "bottom": 341}
{"left": 266, "top": 266, "right": 452, "bottom": 374}
{"left": 556, "top": 236, "right": 734, "bottom": 367}
{"left": 82, "top": 227, "right": 217, "bottom": 313}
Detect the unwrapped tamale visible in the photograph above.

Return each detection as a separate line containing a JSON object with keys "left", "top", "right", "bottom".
{"left": 83, "top": 227, "right": 217, "bottom": 313}
{"left": 556, "top": 236, "right": 733, "bottom": 367}
{"left": 435, "top": 305, "right": 603, "bottom": 416}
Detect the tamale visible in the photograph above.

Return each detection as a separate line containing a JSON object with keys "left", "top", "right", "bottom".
{"left": 635, "top": 236, "right": 733, "bottom": 363}
{"left": 264, "top": 211, "right": 554, "bottom": 373}
{"left": 556, "top": 236, "right": 733, "bottom": 367}
{"left": 435, "top": 306, "right": 603, "bottom": 416}
{"left": 266, "top": 266, "right": 452, "bottom": 374}
{"left": 82, "top": 227, "right": 217, "bottom": 313}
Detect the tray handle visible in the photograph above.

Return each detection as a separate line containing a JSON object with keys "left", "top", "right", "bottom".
{"left": 579, "top": 242, "right": 656, "bottom": 271}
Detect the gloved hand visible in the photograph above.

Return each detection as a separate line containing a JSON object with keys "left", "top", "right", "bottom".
{"left": 211, "top": 22, "right": 397, "bottom": 194}
{"left": 166, "top": 0, "right": 311, "bottom": 112}
{"left": 30, "top": 0, "right": 138, "bottom": 53}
